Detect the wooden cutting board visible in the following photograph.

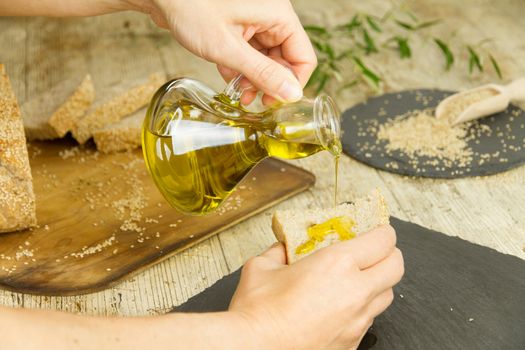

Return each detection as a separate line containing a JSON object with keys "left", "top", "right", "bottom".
{"left": 0, "top": 139, "right": 315, "bottom": 295}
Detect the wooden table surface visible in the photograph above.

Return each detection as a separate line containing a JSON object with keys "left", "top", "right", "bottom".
{"left": 1, "top": 0, "right": 524, "bottom": 316}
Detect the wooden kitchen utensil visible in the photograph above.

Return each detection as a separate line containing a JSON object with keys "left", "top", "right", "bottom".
{"left": 436, "top": 77, "right": 525, "bottom": 125}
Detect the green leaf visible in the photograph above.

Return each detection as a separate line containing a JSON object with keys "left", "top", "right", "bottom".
{"left": 395, "top": 18, "right": 440, "bottom": 31}
{"left": 305, "top": 65, "right": 323, "bottom": 89}
{"left": 489, "top": 54, "right": 502, "bottom": 79}
{"left": 338, "top": 14, "right": 361, "bottom": 32}
{"left": 434, "top": 38, "right": 454, "bottom": 70}
{"left": 467, "top": 46, "right": 483, "bottom": 73}
{"left": 405, "top": 11, "right": 419, "bottom": 22}
{"left": 304, "top": 25, "right": 330, "bottom": 38}
{"left": 315, "top": 74, "right": 329, "bottom": 94}
{"left": 352, "top": 57, "right": 381, "bottom": 88}
{"left": 337, "top": 79, "right": 359, "bottom": 92}
{"left": 415, "top": 19, "right": 441, "bottom": 29}
{"left": 336, "top": 49, "right": 354, "bottom": 60}
{"left": 395, "top": 19, "right": 414, "bottom": 30}
{"left": 366, "top": 15, "right": 382, "bottom": 32}
{"left": 311, "top": 40, "right": 335, "bottom": 60}
{"left": 395, "top": 36, "right": 411, "bottom": 58}
{"left": 362, "top": 29, "right": 378, "bottom": 54}
{"left": 323, "top": 43, "right": 335, "bottom": 60}
{"left": 311, "top": 39, "right": 324, "bottom": 52}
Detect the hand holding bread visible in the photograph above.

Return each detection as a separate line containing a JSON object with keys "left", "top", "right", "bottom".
{"left": 229, "top": 225, "right": 404, "bottom": 350}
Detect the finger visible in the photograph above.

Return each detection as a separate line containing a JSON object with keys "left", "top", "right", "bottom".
{"left": 248, "top": 37, "right": 265, "bottom": 51}
{"left": 260, "top": 20, "right": 316, "bottom": 87}
{"left": 362, "top": 248, "right": 404, "bottom": 295}
{"left": 268, "top": 46, "right": 283, "bottom": 58}
{"left": 217, "top": 65, "right": 239, "bottom": 82}
{"left": 259, "top": 242, "right": 287, "bottom": 266}
{"left": 367, "top": 288, "right": 395, "bottom": 318}
{"left": 240, "top": 90, "right": 258, "bottom": 105}
{"left": 221, "top": 38, "right": 303, "bottom": 102}
{"left": 320, "top": 225, "right": 397, "bottom": 270}
{"left": 262, "top": 94, "right": 278, "bottom": 106}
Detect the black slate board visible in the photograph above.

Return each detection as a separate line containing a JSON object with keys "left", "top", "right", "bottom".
{"left": 174, "top": 217, "right": 525, "bottom": 350}
{"left": 341, "top": 89, "right": 525, "bottom": 178}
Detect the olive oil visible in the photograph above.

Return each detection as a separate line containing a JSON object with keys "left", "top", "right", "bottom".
{"left": 143, "top": 76, "right": 341, "bottom": 215}
{"left": 295, "top": 216, "right": 356, "bottom": 255}
{"left": 143, "top": 97, "right": 338, "bottom": 215}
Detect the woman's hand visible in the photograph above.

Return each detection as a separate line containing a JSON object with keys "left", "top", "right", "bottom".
{"left": 229, "top": 225, "right": 404, "bottom": 350}
{"left": 127, "top": 0, "right": 317, "bottom": 104}
{"left": 1, "top": 0, "right": 317, "bottom": 104}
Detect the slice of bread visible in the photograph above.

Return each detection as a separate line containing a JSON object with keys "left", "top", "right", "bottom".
{"left": 272, "top": 189, "right": 389, "bottom": 264}
{"left": 92, "top": 107, "right": 145, "bottom": 153}
{"left": 0, "top": 64, "right": 37, "bottom": 232}
{"left": 22, "top": 74, "right": 94, "bottom": 140}
{"left": 72, "top": 72, "right": 164, "bottom": 144}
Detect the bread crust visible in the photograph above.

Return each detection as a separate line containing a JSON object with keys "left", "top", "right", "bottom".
{"left": 272, "top": 214, "right": 292, "bottom": 264}
{"left": 0, "top": 64, "right": 37, "bottom": 232}
{"left": 92, "top": 108, "right": 145, "bottom": 153}
{"left": 72, "top": 73, "right": 164, "bottom": 144}
{"left": 22, "top": 74, "right": 94, "bottom": 141}
{"left": 48, "top": 74, "right": 95, "bottom": 137}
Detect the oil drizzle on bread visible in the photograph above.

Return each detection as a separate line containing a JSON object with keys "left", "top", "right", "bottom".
{"left": 295, "top": 216, "right": 356, "bottom": 255}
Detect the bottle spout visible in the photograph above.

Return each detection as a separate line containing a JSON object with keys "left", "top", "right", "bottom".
{"left": 314, "top": 94, "right": 341, "bottom": 156}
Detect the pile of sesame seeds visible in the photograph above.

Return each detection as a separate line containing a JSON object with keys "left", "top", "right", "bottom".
{"left": 378, "top": 109, "right": 474, "bottom": 167}
{"left": 344, "top": 89, "right": 525, "bottom": 178}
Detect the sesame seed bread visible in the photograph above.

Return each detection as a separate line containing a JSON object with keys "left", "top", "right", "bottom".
{"left": 272, "top": 189, "right": 389, "bottom": 264}
{"left": 92, "top": 107, "right": 145, "bottom": 153}
{"left": 0, "top": 64, "right": 37, "bottom": 233}
{"left": 72, "top": 72, "right": 164, "bottom": 144}
{"left": 22, "top": 74, "right": 94, "bottom": 140}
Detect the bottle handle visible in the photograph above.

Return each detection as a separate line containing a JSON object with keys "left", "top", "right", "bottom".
{"left": 223, "top": 74, "right": 253, "bottom": 103}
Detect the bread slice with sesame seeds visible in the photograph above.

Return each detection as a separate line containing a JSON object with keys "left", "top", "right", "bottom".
{"left": 0, "top": 64, "right": 37, "bottom": 233}
{"left": 72, "top": 72, "right": 164, "bottom": 144}
{"left": 272, "top": 189, "right": 389, "bottom": 264}
{"left": 92, "top": 107, "right": 145, "bottom": 153}
{"left": 22, "top": 74, "right": 95, "bottom": 140}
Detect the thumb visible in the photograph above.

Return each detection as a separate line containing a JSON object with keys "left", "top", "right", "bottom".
{"left": 259, "top": 242, "right": 287, "bottom": 266}
{"left": 227, "top": 41, "right": 303, "bottom": 102}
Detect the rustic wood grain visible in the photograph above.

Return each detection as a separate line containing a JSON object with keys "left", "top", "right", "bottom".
{"left": 0, "top": 0, "right": 524, "bottom": 316}
{"left": 0, "top": 139, "right": 314, "bottom": 295}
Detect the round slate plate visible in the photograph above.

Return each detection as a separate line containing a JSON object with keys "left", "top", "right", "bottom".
{"left": 341, "top": 89, "right": 525, "bottom": 178}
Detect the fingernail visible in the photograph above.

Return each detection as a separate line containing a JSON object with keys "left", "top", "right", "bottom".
{"left": 278, "top": 80, "right": 303, "bottom": 102}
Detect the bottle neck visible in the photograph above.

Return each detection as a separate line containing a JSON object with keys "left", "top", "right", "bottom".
{"left": 313, "top": 94, "right": 341, "bottom": 156}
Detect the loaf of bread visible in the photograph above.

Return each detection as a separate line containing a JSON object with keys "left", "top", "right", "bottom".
{"left": 0, "top": 64, "right": 37, "bottom": 233}
{"left": 22, "top": 74, "right": 94, "bottom": 140}
{"left": 72, "top": 72, "right": 164, "bottom": 144}
{"left": 92, "top": 107, "right": 145, "bottom": 153}
{"left": 272, "top": 189, "right": 389, "bottom": 264}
